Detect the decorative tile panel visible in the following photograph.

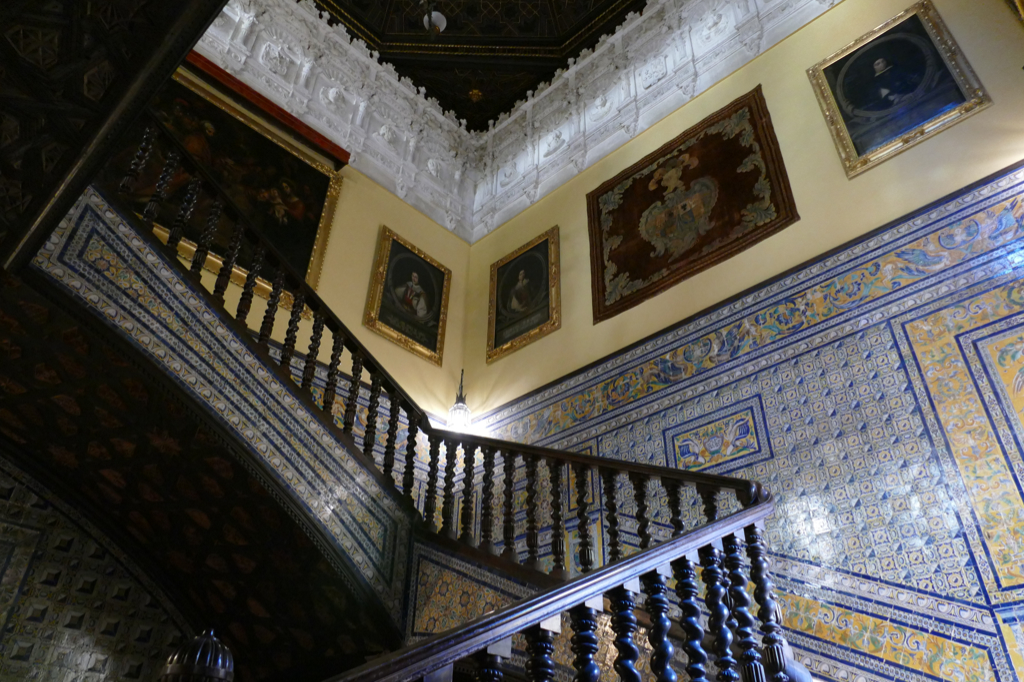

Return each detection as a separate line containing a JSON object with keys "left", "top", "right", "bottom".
{"left": 31, "top": 188, "right": 413, "bottom": 624}
{"left": 0, "top": 457, "right": 187, "bottom": 682}
{"left": 478, "top": 164, "right": 1024, "bottom": 681}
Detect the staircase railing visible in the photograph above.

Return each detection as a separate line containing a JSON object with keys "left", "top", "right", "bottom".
{"left": 105, "top": 113, "right": 794, "bottom": 682}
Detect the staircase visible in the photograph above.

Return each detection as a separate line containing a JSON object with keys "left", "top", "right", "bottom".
{"left": 76, "top": 112, "right": 795, "bottom": 682}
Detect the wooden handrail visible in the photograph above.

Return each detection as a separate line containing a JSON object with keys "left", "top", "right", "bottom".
{"left": 140, "top": 112, "right": 434, "bottom": 427}
{"left": 326, "top": 497, "right": 775, "bottom": 682}
{"left": 102, "top": 112, "right": 795, "bottom": 682}
{"left": 431, "top": 427, "right": 765, "bottom": 503}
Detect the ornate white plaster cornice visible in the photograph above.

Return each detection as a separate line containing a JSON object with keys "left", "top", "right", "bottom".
{"left": 197, "top": 0, "right": 841, "bottom": 243}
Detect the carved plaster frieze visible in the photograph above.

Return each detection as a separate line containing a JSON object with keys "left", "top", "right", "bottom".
{"left": 196, "top": 0, "right": 844, "bottom": 244}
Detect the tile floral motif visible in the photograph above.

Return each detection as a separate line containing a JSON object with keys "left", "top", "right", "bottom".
{"left": 665, "top": 400, "right": 768, "bottom": 472}
{"left": 33, "top": 189, "right": 413, "bottom": 624}
{"left": 479, "top": 164, "right": 1024, "bottom": 682}
{"left": 406, "top": 543, "right": 535, "bottom": 641}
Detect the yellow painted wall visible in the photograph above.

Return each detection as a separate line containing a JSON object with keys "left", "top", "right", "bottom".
{"left": 314, "top": 165, "right": 470, "bottom": 416}
{"left": 459, "top": 0, "right": 1024, "bottom": 415}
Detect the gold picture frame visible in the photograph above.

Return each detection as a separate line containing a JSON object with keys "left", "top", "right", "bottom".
{"left": 808, "top": 0, "right": 991, "bottom": 179}
{"left": 364, "top": 226, "right": 452, "bottom": 366}
{"left": 164, "top": 65, "right": 343, "bottom": 290}
{"left": 486, "top": 226, "right": 561, "bottom": 363}
{"left": 1008, "top": 0, "right": 1024, "bottom": 23}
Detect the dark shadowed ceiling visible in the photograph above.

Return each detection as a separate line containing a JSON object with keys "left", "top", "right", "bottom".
{"left": 312, "top": 0, "right": 650, "bottom": 130}
{"left": 0, "top": 273, "right": 397, "bottom": 681}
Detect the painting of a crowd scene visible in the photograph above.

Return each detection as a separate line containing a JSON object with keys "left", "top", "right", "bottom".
{"left": 124, "top": 74, "right": 336, "bottom": 281}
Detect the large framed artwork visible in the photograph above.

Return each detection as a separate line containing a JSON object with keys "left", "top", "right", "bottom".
{"left": 122, "top": 61, "right": 345, "bottom": 289}
{"left": 487, "top": 226, "right": 561, "bottom": 363}
{"left": 808, "top": 0, "right": 991, "bottom": 179}
{"left": 364, "top": 227, "right": 452, "bottom": 366}
{"left": 586, "top": 86, "right": 798, "bottom": 324}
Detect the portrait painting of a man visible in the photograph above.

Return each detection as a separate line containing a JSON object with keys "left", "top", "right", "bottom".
{"left": 488, "top": 227, "right": 561, "bottom": 362}
{"left": 365, "top": 227, "right": 452, "bottom": 366}
{"left": 809, "top": 1, "right": 990, "bottom": 177}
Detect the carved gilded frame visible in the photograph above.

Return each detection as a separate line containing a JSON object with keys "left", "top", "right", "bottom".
{"left": 164, "top": 66, "right": 343, "bottom": 291}
{"left": 486, "top": 226, "right": 561, "bottom": 363}
{"left": 807, "top": 0, "right": 991, "bottom": 179}
{"left": 364, "top": 226, "right": 452, "bottom": 366}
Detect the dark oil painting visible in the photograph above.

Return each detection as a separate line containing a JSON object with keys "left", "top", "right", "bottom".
{"left": 377, "top": 238, "right": 448, "bottom": 356}
{"left": 586, "top": 86, "right": 799, "bottom": 323}
{"left": 493, "top": 239, "right": 551, "bottom": 348}
{"left": 822, "top": 13, "right": 966, "bottom": 157}
{"left": 124, "top": 78, "right": 331, "bottom": 276}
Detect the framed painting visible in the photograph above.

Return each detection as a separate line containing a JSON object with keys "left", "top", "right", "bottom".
{"left": 808, "top": 0, "right": 991, "bottom": 179}
{"left": 487, "top": 226, "right": 561, "bottom": 363}
{"left": 586, "top": 86, "right": 799, "bottom": 324}
{"left": 364, "top": 227, "right": 452, "bottom": 366}
{"left": 122, "top": 62, "right": 344, "bottom": 288}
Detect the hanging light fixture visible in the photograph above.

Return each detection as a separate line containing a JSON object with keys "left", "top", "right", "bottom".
{"left": 422, "top": 1, "right": 447, "bottom": 34}
{"left": 448, "top": 369, "right": 471, "bottom": 432}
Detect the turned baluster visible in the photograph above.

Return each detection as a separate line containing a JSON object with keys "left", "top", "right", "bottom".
{"left": 301, "top": 312, "right": 324, "bottom": 391}
{"left": 475, "top": 639, "right": 511, "bottom": 682}
{"left": 724, "top": 533, "right": 766, "bottom": 682}
{"left": 631, "top": 473, "right": 652, "bottom": 550}
{"left": 190, "top": 199, "right": 223, "bottom": 276}
{"left": 342, "top": 352, "right": 363, "bottom": 436}
{"left": 142, "top": 150, "right": 180, "bottom": 224}
{"left": 213, "top": 221, "right": 244, "bottom": 301}
{"left": 501, "top": 451, "right": 518, "bottom": 562}
{"left": 278, "top": 291, "right": 305, "bottom": 372}
{"left": 363, "top": 374, "right": 383, "bottom": 460}
{"left": 479, "top": 446, "right": 497, "bottom": 554}
{"left": 746, "top": 523, "right": 790, "bottom": 682}
{"left": 322, "top": 331, "right": 344, "bottom": 417}
{"left": 235, "top": 244, "right": 264, "bottom": 325}
{"left": 665, "top": 478, "right": 685, "bottom": 537}
{"left": 573, "top": 464, "right": 595, "bottom": 573}
{"left": 673, "top": 552, "right": 709, "bottom": 682}
{"left": 608, "top": 579, "right": 642, "bottom": 682}
{"left": 601, "top": 467, "right": 622, "bottom": 562}
{"left": 382, "top": 392, "right": 401, "bottom": 483}
{"left": 120, "top": 124, "right": 156, "bottom": 194}
{"left": 402, "top": 420, "right": 419, "bottom": 505}
{"left": 167, "top": 176, "right": 201, "bottom": 249}
{"left": 643, "top": 566, "right": 677, "bottom": 682}
{"left": 701, "top": 541, "right": 739, "bottom": 682}
{"left": 258, "top": 268, "right": 285, "bottom": 346}
{"left": 698, "top": 484, "right": 719, "bottom": 522}
{"left": 569, "top": 597, "right": 603, "bottom": 682}
{"left": 549, "top": 461, "right": 568, "bottom": 579}
{"left": 524, "top": 453, "right": 541, "bottom": 569}
{"left": 441, "top": 437, "right": 460, "bottom": 539}
{"left": 460, "top": 446, "right": 477, "bottom": 546}
{"left": 524, "top": 618, "right": 559, "bottom": 682}
{"left": 424, "top": 432, "right": 443, "bottom": 530}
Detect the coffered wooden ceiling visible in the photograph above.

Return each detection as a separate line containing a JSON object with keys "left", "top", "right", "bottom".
{"left": 313, "top": 0, "right": 650, "bottom": 130}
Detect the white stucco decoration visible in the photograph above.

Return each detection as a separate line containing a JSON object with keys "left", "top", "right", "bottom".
{"left": 196, "top": 0, "right": 843, "bottom": 243}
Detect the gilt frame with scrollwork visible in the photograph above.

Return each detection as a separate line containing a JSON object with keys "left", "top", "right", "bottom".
{"left": 807, "top": 0, "right": 991, "bottom": 179}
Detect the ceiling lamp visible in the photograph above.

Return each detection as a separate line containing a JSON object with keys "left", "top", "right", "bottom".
{"left": 448, "top": 369, "right": 471, "bottom": 432}
{"left": 422, "top": 2, "right": 447, "bottom": 34}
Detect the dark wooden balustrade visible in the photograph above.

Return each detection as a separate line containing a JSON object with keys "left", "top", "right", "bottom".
{"left": 107, "top": 115, "right": 793, "bottom": 682}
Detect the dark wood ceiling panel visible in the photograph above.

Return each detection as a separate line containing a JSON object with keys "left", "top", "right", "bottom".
{"left": 312, "top": 0, "right": 649, "bottom": 130}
